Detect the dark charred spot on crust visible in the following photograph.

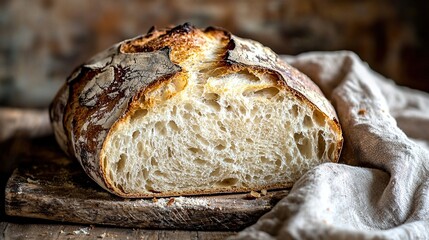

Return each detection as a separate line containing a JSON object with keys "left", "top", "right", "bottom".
{"left": 204, "top": 25, "right": 231, "bottom": 37}
{"left": 80, "top": 149, "right": 88, "bottom": 165}
{"left": 147, "top": 25, "right": 156, "bottom": 34}
{"left": 122, "top": 42, "right": 155, "bottom": 53}
{"left": 76, "top": 68, "right": 105, "bottom": 108}
{"left": 159, "top": 46, "right": 172, "bottom": 58}
{"left": 220, "top": 38, "right": 237, "bottom": 66}
{"left": 67, "top": 65, "right": 86, "bottom": 84}
{"left": 120, "top": 24, "right": 198, "bottom": 55}
{"left": 226, "top": 38, "right": 236, "bottom": 51}
{"left": 167, "top": 22, "right": 195, "bottom": 34}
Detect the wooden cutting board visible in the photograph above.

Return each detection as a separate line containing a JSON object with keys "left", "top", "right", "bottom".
{"left": 5, "top": 137, "right": 289, "bottom": 230}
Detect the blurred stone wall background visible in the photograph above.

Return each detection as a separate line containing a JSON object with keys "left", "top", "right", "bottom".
{"left": 1, "top": 0, "right": 428, "bottom": 107}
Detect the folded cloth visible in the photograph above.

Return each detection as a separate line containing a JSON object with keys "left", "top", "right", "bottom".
{"left": 231, "top": 51, "right": 429, "bottom": 240}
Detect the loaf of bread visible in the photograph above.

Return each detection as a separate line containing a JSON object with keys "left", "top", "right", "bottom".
{"left": 50, "top": 23, "right": 343, "bottom": 198}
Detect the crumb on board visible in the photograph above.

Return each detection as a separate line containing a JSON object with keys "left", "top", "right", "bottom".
{"left": 73, "top": 227, "right": 90, "bottom": 235}
{"left": 246, "top": 191, "right": 261, "bottom": 199}
{"left": 358, "top": 109, "right": 366, "bottom": 116}
{"left": 59, "top": 227, "right": 91, "bottom": 235}
{"left": 26, "top": 178, "right": 40, "bottom": 184}
{"left": 98, "top": 232, "right": 108, "bottom": 238}
{"left": 151, "top": 196, "right": 210, "bottom": 208}
{"left": 167, "top": 197, "right": 175, "bottom": 206}
{"left": 261, "top": 189, "right": 267, "bottom": 196}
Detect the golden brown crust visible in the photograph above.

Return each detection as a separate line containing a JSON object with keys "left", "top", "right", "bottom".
{"left": 50, "top": 23, "right": 343, "bottom": 198}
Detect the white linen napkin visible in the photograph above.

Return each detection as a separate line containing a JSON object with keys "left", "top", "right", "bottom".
{"left": 232, "top": 51, "right": 429, "bottom": 240}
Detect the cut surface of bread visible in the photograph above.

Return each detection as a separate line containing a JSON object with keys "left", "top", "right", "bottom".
{"left": 50, "top": 23, "right": 343, "bottom": 198}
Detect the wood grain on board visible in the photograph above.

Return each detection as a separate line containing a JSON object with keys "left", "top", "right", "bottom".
{"left": 5, "top": 138, "right": 289, "bottom": 230}
{"left": 1, "top": 222, "right": 236, "bottom": 240}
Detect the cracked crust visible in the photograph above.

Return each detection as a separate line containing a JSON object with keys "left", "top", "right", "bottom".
{"left": 50, "top": 23, "right": 343, "bottom": 197}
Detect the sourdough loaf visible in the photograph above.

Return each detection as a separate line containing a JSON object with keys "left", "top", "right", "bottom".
{"left": 50, "top": 23, "right": 343, "bottom": 198}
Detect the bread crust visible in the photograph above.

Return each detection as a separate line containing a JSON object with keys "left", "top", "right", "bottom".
{"left": 50, "top": 23, "right": 342, "bottom": 197}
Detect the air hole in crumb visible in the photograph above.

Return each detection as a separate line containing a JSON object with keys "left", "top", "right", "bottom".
{"left": 168, "top": 120, "right": 179, "bottom": 132}
{"left": 276, "top": 95, "right": 284, "bottom": 102}
{"left": 284, "top": 121, "right": 291, "bottom": 129}
{"left": 196, "top": 134, "right": 209, "bottom": 146}
{"left": 210, "top": 167, "right": 221, "bottom": 177}
{"left": 153, "top": 170, "right": 167, "bottom": 177}
{"left": 132, "top": 109, "right": 148, "bottom": 122}
{"left": 264, "top": 175, "right": 273, "bottom": 181}
{"left": 223, "top": 158, "right": 234, "bottom": 163}
{"left": 155, "top": 122, "right": 166, "bottom": 135}
{"left": 150, "top": 157, "right": 158, "bottom": 166}
{"left": 167, "top": 147, "right": 173, "bottom": 158}
{"left": 132, "top": 130, "right": 140, "bottom": 139}
{"left": 183, "top": 112, "right": 192, "bottom": 120}
{"left": 191, "top": 124, "right": 201, "bottom": 133}
{"left": 317, "top": 131, "right": 326, "bottom": 159}
{"left": 117, "top": 154, "right": 127, "bottom": 172}
{"left": 303, "top": 115, "right": 313, "bottom": 128}
{"left": 217, "top": 121, "right": 227, "bottom": 132}
{"left": 204, "top": 93, "right": 219, "bottom": 101}
{"left": 291, "top": 105, "right": 299, "bottom": 117}
{"left": 245, "top": 174, "right": 252, "bottom": 181}
{"left": 184, "top": 103, "right": 193, "bottom": 111}
{"left": 145, "top": 183, "right": 154, "bottom": 192}
{"left": 251, "top": 106, "right": 259, "bottom": 115}
{"left": 328, "top": 143, "right": 336, "bottom": 160}
{"left": 236, "top": 69, "right": 260, "bottom": 81}
{"left": 239, "top": 106, "right": 246, "bottom": 115}
{"left": 297, "top": 138, "right": 312, "bottom": 159}
{"left": 246, "top": 138, "right": 254, "bottom": 144}
{"left": 294, "top": 132, "right": 305, "bottom": 143}
{"left": 313, "top": 110, "right": 325, "bottom": 126}
{"left": 215, "top": 178, "right": 238, "bottom": 187}
{"left": 194, "top": 158, "right": 207, "bottom": 165}
{"left": 188, "top": 147, "right": 202, "bottom": 154}
{"left": 275, "top": 159, "right": 282, "bottom": 167}
{"left": 116, "top": 184, "right": 124, "bottom": 192}
{"left": 230, "top": 144, "right": 236, "bottom": 151}
{"left": 206, "top": 100, "right": 221, "bottom": 111}
{"left": 284, "top": 153, "right": 292, "bottom": 162}
{"left": 137, "top": 142, "right": 144, "bottom": 157}
{"left": 253, "top": 87, "right": 279, "bottom": 98}
{"left": 215, "top": 144, "right": 226, "bottom": 151}
{"left": 260, "top": 156, "right": 270, "bottom": 163}
{"left": 142, "top": 169, "right": 149, "bottom": 179}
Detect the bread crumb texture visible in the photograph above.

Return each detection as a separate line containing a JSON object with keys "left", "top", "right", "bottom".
{"left": 51, "top": 23, "right": 342, "bottom": 198}
{"left": 102, "top": 24, "right": 342, "bottom": 196}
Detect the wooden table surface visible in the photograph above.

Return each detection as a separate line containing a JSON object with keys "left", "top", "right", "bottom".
{"left": 0, "top": 136, "right": 238, "bottom": 240}
{"left": 0, "top": 220, "right": 236, "bottom": 239}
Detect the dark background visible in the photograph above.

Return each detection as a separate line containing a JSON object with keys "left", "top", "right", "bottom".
{"left": 0, "top": 0, "right": 429, "bottom": 222}
{"left": 0, "top": 0, "right": 429, "bottom": 107}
